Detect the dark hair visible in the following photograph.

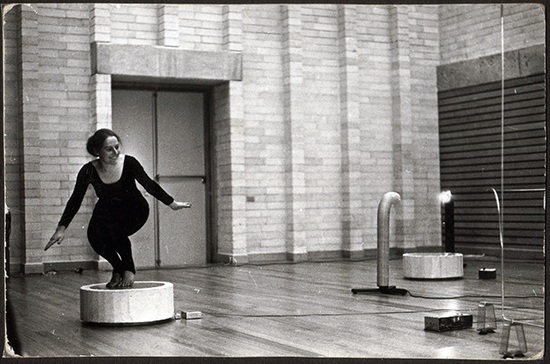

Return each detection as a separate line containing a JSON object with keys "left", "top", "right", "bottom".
{"left": 86, "top": 129, "right": 121, "bottom": 156}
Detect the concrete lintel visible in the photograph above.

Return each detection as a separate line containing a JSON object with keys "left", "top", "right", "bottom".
{"left": 437, "top": 44, "right": 544, "bottom": 91}
{"left": 92, "top": 42, "right": 242, "bottom": 82}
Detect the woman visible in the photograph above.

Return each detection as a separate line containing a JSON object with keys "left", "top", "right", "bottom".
{"left": 45, "top": 129, "right": 191, "bottom": 288}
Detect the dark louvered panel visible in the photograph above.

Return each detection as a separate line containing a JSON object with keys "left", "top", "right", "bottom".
{"left": 438, "top": 74, "right": 546, "bottom": 255}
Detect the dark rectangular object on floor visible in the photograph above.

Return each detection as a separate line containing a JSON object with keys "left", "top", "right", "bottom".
{"left": 424, "top": 313, "right": 473, "bottom": 332}
{"left": 479, "top": 268, "right": 497, "bottom": 279}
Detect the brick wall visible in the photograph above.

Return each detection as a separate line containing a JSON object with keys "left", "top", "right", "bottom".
{"left": 357, "top": 6, "right": 394, "bottom": 246}
{"left": 301, "top": 6, "right": 343, "bottom": 256}
{"left": 179, "top": 4, "right": 224, "bottom": 51}
{"left": 3, "top": 5, "right": 23, "bottom": 271}
{"left": 3, "top": 4, "right": 97, "bottom": 273}
{"left": 403, "top": 5, "right": 441, "bottom": 249}
{"left": 111, "top": 4, "right": 158, "bottom": 46}
{"left": 439, "top": 4, "right": 545, "bottom": 65}
{"left": 4, "top": 4, "right": 542, "bottom": 272}
{"left": 241, "top": 6, "right": 287, "bottom": 258}
{"left": 38, "top": 4, "right": 96, "bottom": 269}
{"left": 3, "top": 4, "right": 443, "bottom": 272}
{"left": 216, "top": 4, "right": 444, "bottom": 261}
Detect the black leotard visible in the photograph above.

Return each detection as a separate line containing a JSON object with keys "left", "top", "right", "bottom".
{"left": 58, "top": 155, "right": 174, "bottom": 274}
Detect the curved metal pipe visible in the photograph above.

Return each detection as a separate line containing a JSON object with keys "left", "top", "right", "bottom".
{"left": 377, "top": 192, "right": 401, "bottom": 288}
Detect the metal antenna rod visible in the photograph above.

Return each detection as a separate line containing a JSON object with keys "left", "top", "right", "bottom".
{"left": 497, "top": 5, "right": 511, "bottom": 324}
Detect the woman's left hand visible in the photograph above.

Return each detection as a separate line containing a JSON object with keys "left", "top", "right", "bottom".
{"left": 169, "top": 201, "right": 192, "bottom": 210}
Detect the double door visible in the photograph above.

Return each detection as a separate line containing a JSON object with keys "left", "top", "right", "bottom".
{"left": 112, "top": 88, "right": 209, "bottom": 268}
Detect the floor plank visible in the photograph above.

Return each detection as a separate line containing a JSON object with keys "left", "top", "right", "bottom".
{"left": 5, "top": 258, "right": 544, "bottom": 359}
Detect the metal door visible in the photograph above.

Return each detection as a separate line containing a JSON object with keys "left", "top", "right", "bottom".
{"left": 112, "top": 90, "right": 156, "bottom": 269}
{"left": 112, "top": 88, "right": 208, "bottom": 268}
{"left": 156, "top": 91, "right": 206, "bottom": 267}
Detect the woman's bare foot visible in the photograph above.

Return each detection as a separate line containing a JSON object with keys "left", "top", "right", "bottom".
{"left": 118, "top": 270, "right": 135, "bottom": 288}
{"left": 106, "top": 271, "right": 122, "bottom": 289}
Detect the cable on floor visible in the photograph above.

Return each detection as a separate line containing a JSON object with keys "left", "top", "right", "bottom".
{"left": 200, "top": 309, "right": 544, "bottom": 324}
{"left": 201, "top": 307, "right": 467, "bottom": 319}
{"left": 405, "top": 291, "right": 544, "bottom": 300}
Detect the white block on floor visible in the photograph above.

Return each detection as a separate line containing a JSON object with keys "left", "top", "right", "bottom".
{"left": 403, "top": 252, "right": 463, "bottom": 279}
{"left": 80, "top": 281, "right": 174, "bottom": 324}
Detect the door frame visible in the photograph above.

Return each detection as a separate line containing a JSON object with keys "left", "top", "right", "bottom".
{"left": 111, "top": 81, "right": 216, "bottom": 265}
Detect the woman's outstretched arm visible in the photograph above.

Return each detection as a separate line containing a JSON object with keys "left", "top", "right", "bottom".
{"left": 129, "top": 156, "right": 191, "bottom": 208}
{"left": 45, "top": 165, "right": 91, "bottom": 250}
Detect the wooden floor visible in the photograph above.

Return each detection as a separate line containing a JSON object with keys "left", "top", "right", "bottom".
{"left": 5, "top": 258, "right": 545, "bottom": 359}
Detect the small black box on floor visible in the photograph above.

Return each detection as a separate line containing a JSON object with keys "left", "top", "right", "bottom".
{"left": 424, "top": 312, "right": 473, "bottom": 332}
{"left": 479, "top": 268, "right": 497, "bottom": 279}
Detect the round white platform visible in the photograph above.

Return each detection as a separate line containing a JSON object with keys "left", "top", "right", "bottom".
{"left": 80, "top": 281, "right": 174, "bottom": 324}
{"left": 403, "top": 252, "right": 463, "bottom": 279}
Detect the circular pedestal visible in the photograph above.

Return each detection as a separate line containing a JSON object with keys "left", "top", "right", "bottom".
{"left": 403, "top": 252, "right": 463, "bottom": 279}
{"left": 80, "top": 281, "right": 174, "bottom": 324}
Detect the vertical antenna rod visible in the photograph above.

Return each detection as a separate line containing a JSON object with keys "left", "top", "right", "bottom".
{"left": 498, "top": 5, "right": 510, "bottom": 323}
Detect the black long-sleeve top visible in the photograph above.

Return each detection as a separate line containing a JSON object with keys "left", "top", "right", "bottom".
{"left": 58, "top": 155, "right": 174, "bottom": 228}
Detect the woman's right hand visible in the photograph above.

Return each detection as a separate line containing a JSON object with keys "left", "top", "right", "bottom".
{"left": 169, "top": 201, "right": 192, "bottom": 210}
{"left": 45, "top": 226, "right": 66, "bottom": 251}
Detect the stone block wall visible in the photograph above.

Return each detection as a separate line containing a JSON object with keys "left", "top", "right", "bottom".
{"left": 3, "top": 6, "right": 23, "bottom": 270}
{"left": 439, "top": 4, "right": 545, "bottom": 65}
{"left": 4, "top": 4, "right": 98, "bottom": 273}
{"left": 4, "top": 4, "right": 541, "bottom": 273}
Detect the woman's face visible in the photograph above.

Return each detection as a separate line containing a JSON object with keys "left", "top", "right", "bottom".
{"left": 98, "top": 136, "right": 121, "bottom": 165}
